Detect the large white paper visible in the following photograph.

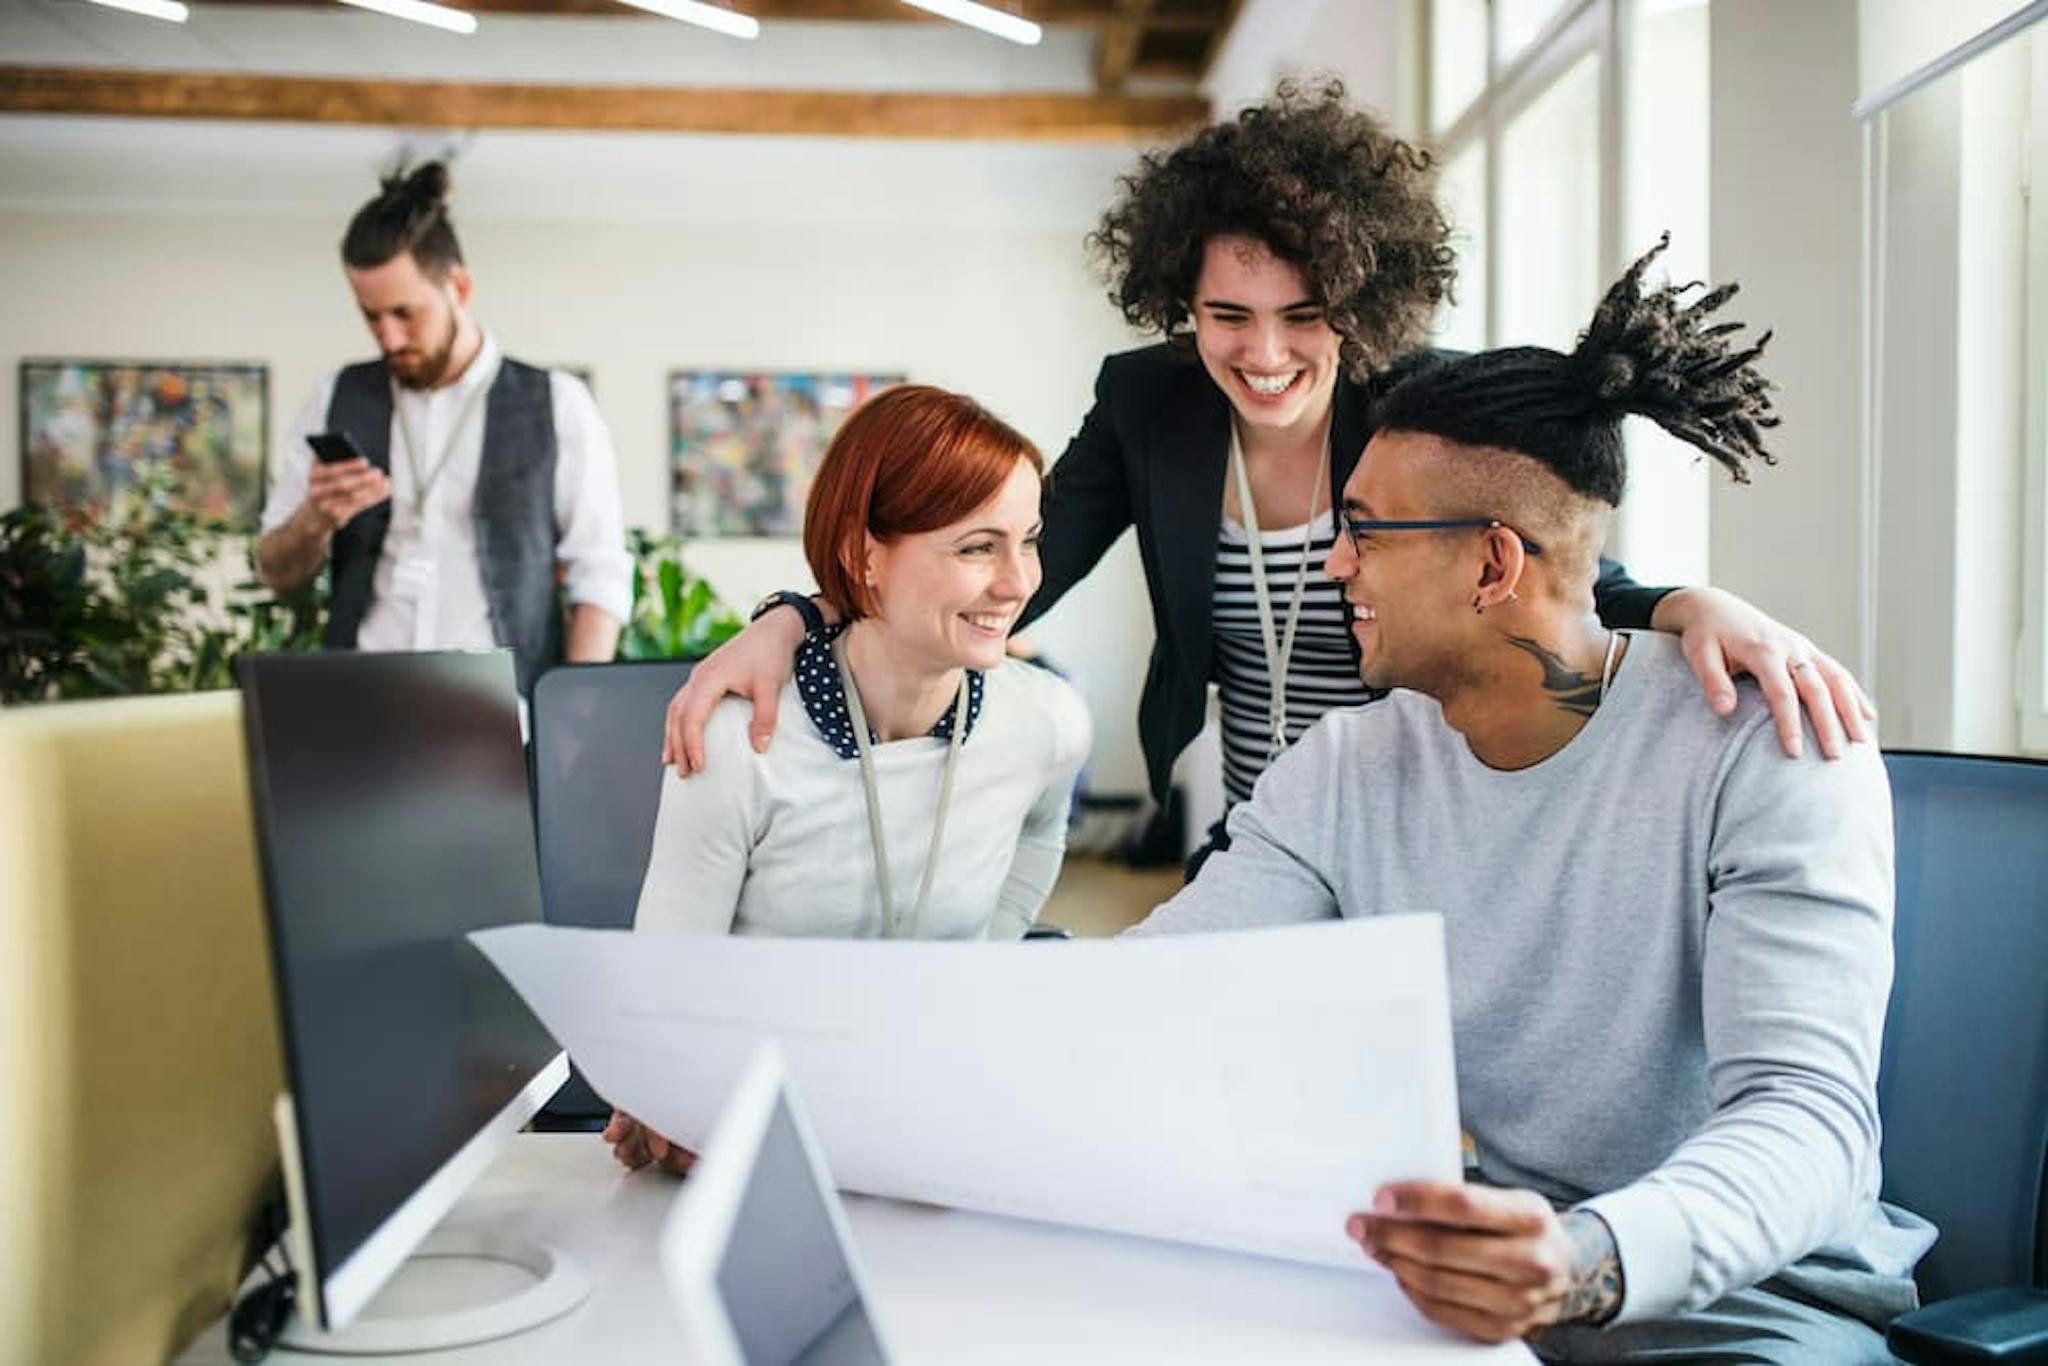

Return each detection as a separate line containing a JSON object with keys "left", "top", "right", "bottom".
{"left": 472, "top": 916, "right": 1462, "bottom": 1270}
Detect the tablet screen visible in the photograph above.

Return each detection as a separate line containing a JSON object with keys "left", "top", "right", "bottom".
{"left": 714, "top": 1094, "right": 888, "bottom": 1366}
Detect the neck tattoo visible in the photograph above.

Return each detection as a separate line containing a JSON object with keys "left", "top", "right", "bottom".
{"left": 1503, "top": 634, "right": 1615, "bottom": 718}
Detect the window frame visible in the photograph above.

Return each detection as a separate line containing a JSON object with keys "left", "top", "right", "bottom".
{"left": 1427, "top": 0, "right": 1619, "bottom": 354}
{"left": 1422, "top": 0, "right": 1713, "bottom": 586}
{"left": 2021, "top": 32, "right": 2048, "bottom": 753}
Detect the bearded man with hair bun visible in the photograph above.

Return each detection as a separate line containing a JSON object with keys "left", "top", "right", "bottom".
{"left": 258, "top": 162, "right": 631, "bottom": 696}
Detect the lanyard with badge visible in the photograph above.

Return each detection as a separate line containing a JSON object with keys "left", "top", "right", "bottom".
{"left": 389, "top": 367, "right": 493, "bottom": 646}
{"left": 1228, "top": 419, "right": 1332, "bottom": 762}
{"left": 832, "top": 633, "right": 969, "bottom": 940}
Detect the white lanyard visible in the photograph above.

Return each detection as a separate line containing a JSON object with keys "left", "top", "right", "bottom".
{"left": 832, "top": 634, "right": 970, "bottom": 940}
{"left": 1599, "top": 630, "right": 1623, "bottom": 697}
{"left": 1228, "top": 422, "right": 1332, "bottom": 761}
{"left": 392, "top": 363, "right": 493, "bottom": 526}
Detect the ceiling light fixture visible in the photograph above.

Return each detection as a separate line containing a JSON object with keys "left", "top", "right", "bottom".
{"left": 616, "top": 0, "right": 761, "bottom": 40}
{"left": 337, "top": 0, "right": 480, "bottom": 36}
{"left": 84, "top": 0, "right": 191, "bottom": 21}
{"left": 901, "top": 0, "right": 1042, "bottom": 46}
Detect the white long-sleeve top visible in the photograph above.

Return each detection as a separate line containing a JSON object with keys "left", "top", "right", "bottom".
{"left": 635, "top": 656, "right": 1092, "bottom": 941}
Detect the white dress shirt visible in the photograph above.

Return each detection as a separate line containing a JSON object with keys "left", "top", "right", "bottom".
{"left": 265, "top": 334, "right": 633, "bottom": 652}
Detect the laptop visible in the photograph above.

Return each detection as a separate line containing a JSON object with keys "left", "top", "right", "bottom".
{"left": 660, "top": 1043, "right": 900, "bottom": 1366}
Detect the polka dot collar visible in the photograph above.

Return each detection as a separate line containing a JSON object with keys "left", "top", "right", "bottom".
{"left": 794, "top": 622, "right": 985, "bottom": 760}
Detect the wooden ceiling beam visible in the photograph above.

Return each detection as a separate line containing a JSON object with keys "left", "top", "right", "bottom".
{"left": 1194, "top": 0, "right": 1244, "bottom": 81}
{"left": 1091, "top": 0, "right": 1153, "bottom": 91}
{"left": 0, "top": 66, "right": 1210, "bottom": 142}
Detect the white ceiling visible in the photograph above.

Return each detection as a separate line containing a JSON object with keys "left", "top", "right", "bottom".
{"left": 0, "top": 1, "right": 1102, "bottom": 89}
{"left": 0, "top": 1, "right": 1162, "bottom": 229}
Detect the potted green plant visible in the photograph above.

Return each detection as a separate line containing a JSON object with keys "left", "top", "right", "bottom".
{"left": 0, "top": 500, "right": 99, "bottom": 702}
{"left": 617, "top": 528, "right": 744, "bottom": 661}
{"left": 1, "top": 461, "right": 324, "bottom": 704}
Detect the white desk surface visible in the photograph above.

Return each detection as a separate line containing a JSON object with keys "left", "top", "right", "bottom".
{"left": 183, "top": 1133, "right": 1533, "bottom": 1364}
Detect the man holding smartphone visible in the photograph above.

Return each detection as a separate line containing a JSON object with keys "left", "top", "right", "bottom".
{"left": 257, "top": 162, "right": 631, "bottom": 694}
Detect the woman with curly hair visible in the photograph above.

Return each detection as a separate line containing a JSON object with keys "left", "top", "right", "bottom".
{"left": 664, "top": 78, "right": 1871, "bottom": 867}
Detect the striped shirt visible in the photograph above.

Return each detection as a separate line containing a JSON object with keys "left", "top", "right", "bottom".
{"left": 1213, "top": 508, "right": 1377, "bottom": 804}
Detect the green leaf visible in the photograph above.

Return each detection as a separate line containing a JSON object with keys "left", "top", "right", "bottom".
{"left": 658, "top": 558, "right": 684, "bottom": 620}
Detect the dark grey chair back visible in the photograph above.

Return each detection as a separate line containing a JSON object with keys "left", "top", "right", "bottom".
{"left": 530, "top": 659, "right": 695, "bottom": 1121}
{"left": 1878, "top": 750, "right": 2048, "bottom": 1300}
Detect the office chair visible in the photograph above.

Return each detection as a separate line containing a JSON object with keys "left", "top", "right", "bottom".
{"left": 1877, "top": 750, "right": 2048, "bottom": 1363}
{"left": 528, "top": 661, "right": 1073, "bottom": 1124}
{"left": 529, "top": 660, "right": 698, "bottom": 1125}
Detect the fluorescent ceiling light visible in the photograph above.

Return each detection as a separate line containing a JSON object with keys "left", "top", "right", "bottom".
{"left": 337, "top": 0, "right": 479, "bottom": 36}
{"left": 84, "top": 0, "right": 190, "bottom": 20}
{"left": 616, "top": 0, "right": 761, "bottom": 39}
{"left": 902, "top": 0, "right": 1042, "bottom": 46}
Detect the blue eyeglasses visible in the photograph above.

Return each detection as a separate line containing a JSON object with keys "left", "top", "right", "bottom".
{"left": 1341, "top": 517, "right": 1544, "bottom": 557}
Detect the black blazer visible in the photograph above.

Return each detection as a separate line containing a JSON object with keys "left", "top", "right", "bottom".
{"left": 1021, "top": 343, "right": 1672, "bottom": 802}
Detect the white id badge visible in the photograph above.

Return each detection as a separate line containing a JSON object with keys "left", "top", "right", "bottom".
{"left": 392, "top": 552, "right": 440, "bottom": 647}
{"left": 392, "top": 551, "right": 437, "bottom": 600}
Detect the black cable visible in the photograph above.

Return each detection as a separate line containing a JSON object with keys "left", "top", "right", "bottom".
{"left": 228, "top": 1275, "right": 295, "bottom": 1364}
{"left": 228, "top": 1187, "right": 297, "bottom": 1363}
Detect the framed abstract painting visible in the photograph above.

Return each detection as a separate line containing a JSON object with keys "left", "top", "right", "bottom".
{"left": 668, "top": 371, "right": 901, "bottom": 537}
{"left": 20, "top": 359, "right": 268, "bottom": 528}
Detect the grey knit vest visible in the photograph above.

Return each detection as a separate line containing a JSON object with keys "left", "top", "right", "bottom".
{"left": 323, "top": 356, "right": 564, "bottom": 696}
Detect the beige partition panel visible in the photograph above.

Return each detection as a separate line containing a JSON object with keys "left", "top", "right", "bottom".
{"left": 0, "top": 692, "right": 283, "bottom": 1366}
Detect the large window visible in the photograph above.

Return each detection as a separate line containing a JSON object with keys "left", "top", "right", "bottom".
{"left": 1426, "top": 0, "right": 1711, "bottom": 585}
{"left": 1862, "top": 18, "right": 2044, "bottom": 755}
{"left": 1434, "top": 141, "right": 1489, "bottom": 353}
{"left": 1497, "top": 52, "right": 1600, "bottom": 350}
{"left": 1431, "top": 0, "right": 1489, "bottom": 136}
{"left": 1496, "top": 0, "right": 1574, "bottom": 64}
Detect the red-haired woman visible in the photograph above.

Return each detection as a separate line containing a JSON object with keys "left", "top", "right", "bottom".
{"left": 632, "top": 383, "right": 1090, "bottom": 944}
{"left": 608, "top": 385, "right": 1089, "bottom": 1174}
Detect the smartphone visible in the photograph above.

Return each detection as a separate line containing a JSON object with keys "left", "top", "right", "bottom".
{"left": 306, "top": 430, "right": 370, "bottom": 465}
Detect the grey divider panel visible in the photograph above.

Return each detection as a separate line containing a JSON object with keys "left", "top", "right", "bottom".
{"left": 531, "top": 660, "right": 697, "bottom": 1123}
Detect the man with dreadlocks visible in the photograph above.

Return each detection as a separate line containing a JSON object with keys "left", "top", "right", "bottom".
{"left": 1128, "top": 239, "right": 1933, "bottom": 1361}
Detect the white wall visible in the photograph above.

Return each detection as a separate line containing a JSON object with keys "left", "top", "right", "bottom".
{"left": 1707, "top": 0, "right": 1868, "bottom": 670}
{"left": 1205, "top": 0, "right": 1415, "bottom": 132}
{"left": 0, "top": 125, "right": 1160, "bottom": 792}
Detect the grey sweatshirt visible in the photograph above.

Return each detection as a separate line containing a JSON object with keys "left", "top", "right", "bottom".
{"left": 1129, "top": 631, "right": 1933, "bottom": 1326}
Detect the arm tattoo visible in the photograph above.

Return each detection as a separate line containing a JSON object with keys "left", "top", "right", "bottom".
{"left": 1504, "top": 635, "right": 1605, "bottom": 717}
{"left": 1559, "top": 1209, "right": 1625, "bottom": 1326}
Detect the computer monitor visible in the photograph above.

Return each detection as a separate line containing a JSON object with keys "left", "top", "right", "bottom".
{"left": 661, "top": 1042, "right": 898, "bottom": 1366}
{"left": 237, "top": 649, "right": 584, "bottom": 1352}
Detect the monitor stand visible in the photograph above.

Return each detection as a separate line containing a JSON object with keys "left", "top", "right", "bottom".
{"left": 278, "top": 1230, "right": 590, "bottom": 1355}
